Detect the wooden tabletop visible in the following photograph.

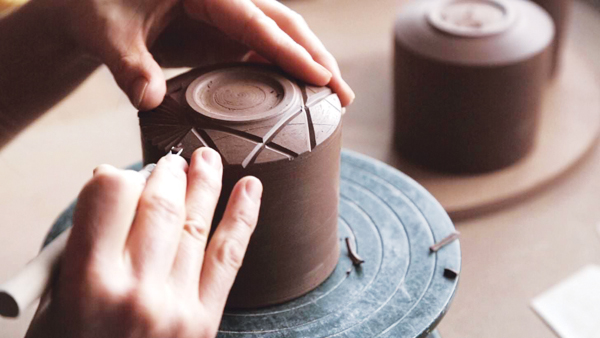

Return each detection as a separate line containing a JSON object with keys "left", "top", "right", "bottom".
{"left": 1, "top": 0, "right": 600, "bottom": 337}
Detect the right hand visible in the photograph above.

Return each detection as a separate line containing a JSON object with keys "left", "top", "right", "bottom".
{"left": 25, "top": 148, "right": 263, "bottom": 338}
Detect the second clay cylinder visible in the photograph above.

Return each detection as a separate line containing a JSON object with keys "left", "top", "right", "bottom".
{"left": 394, "top": 0, "right": 554, "bottom": 173}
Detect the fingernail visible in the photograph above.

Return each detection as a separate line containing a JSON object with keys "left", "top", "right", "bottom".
{"left": 316, "top": 63, "right": 333, "bottom": 81}
{"left": 244, "top": 178, "right": 263, "bottom": 201}
{"left": 93, "top": 164, "right": 112, "bottom": 176}
{"left": 139, "top": 163, "right": 156, "bottom": 180}
{"left": 341, "top": 107, "right": 346, "bottom": 115}
{"left": 132, "top": 77, "right": 149, "bottom": 109}
{"left": 201, "top": 148, "right": 221, "bottom": 169}
{"left": 241, "top": 51, "right": 253, "bottom": 62}
{"left": 347, "top": 94, "right": 355, "bottom": 106}
{"left": 164, "top": 152, "right": 188, "bottom": 170}
{"left": 144, "top": 163, "right": 157, "bottom": 172}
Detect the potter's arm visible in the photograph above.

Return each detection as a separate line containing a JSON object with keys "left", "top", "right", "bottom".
{"left": 0, "top": 3, "right": 100, "bottom": 148}
{"left": 0, "top": 0, "right": 355, "bottom": 150}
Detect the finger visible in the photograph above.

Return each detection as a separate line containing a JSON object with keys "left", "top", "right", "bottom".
{"left": 127, "top": 154, "right": 188, "bottom": 281}
{"left": 198, "top": 177, "right": 262, "bottom": 311}
{"left": 169, "top": 148, "right": 223, "bottom": 295}
{"left": 151, "top": 17, "right": 249, "bottom": 68}
{"left": 138, "top": 163, "right": 157, "bottom": 181}
{"left": 66, "top": 165, "right": 147, "bottom": 267}
{"left": 241, "top": 50, "right": 270, "bottom": 64}
{"left": 250, "top": 0, "right": 355, "bottom": 106}
{"left": 102, "top": 35, "right": 166, "bottom": 111}
{"left": 183, "top": 0, "right": 332, "bottom": 86}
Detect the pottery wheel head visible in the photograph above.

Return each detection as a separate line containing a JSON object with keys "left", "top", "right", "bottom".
{"left": 428, "top": 0, "right": 516, "bottom": 37}
{"left": 186, "top": 67, "right": 299, "bottom": 123}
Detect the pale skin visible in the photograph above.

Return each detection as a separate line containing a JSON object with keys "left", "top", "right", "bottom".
{"left": 0, "top": 0, "right": 354, "bottom": 336}
{"left": 25, "top": 148, "right": 263, "bottom": 338}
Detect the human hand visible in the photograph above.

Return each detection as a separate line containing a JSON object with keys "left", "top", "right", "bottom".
{"left": 42, "top": 0, "right": 354, "bottom": 110}
{"left": 25, "top": 148, "right": 262, "bottom": 338}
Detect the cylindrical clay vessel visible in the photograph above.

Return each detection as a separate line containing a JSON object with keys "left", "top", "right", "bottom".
{"left": 530, "top": 0, "right": 572, "bottom": 76}
{"left": 394, "top": 0, "right": 554, "bottom": 173}
{"left": 139, "top": 64, "right": 342, "bottom": 308}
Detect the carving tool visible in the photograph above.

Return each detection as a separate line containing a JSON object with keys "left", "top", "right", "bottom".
{"left": 0, "top": 163, "right": 157, "bottom": 318}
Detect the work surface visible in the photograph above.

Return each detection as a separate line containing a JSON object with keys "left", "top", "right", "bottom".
{"left": 1, "top": 0, "right": 600, "bottom": 337}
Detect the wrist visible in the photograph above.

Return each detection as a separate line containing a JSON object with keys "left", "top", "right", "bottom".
{"left": 0, "top": 0, "right": 101, "bottom": 148}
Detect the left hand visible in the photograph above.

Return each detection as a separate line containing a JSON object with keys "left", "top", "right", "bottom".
{"left": 39, "top": 0, "right": 355, "bottom": 110}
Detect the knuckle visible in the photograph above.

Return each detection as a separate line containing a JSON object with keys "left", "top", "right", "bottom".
{"left": 141, "top": 193, "right": 184, "bottom": 224}
{"left": 161, "top": 160, "right": 188, "bottom": 182}
{"left": 204, "top": 173, "right": 223, "bottom": 194}
{"left": 83, "top": 266, "right": 130, "bottom": 302}
{"left": 318, "top": 51, "right": 337, "bottom": 67}
{"left": 214, "top": 237, "right": 247, "bottom": 272}
{"left": 258, "top": 14, "right": 279, "bottom": 31}
{"left": 288, "top": 11, "right": 307, "bottom": 29}
{"left": 231, "top": 208, "right": 258, "bottom": 231}
{"left": 189, "top": 162, "right": 222, "bottom": 196}
{"left": 127, "top": 287, "right": 163, "bottom": 328}
{"left": 110, "top": 51, "right": 154, "bottom": 88}
{"left": 114, "top": 53, "right": 145, "bottom": 74}
{"left": 91, "top": 169, "right": 140, "bottom": 194}
{"left": 123, "top": 169, "right": 148, "bottom": 185}
{"left": 170, "top": 309, "right": 199, "bottom": 338}
{"left": 182, "top": 217, "right": 211, "bottom": 243}
{"left": 242, "top": 11, "right": 274, "bottom": 43}
{"left": 198, "top": 322, "right": 220, "bottom": 338}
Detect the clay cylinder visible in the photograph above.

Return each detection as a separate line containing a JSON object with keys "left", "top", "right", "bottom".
{"left": 531, "top": 0, "right": 572, "bottom": 76}
{"left": 394, "top": 0, "right": 554, "bottom": 173}
{"left": 138, "top": 64, "right": 342, "bottom": 308}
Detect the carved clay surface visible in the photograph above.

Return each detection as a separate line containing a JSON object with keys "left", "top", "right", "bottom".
{"left": 138, "top": 64, "right": 343, "bottom": 309}
{"left": 139, "top": 64, "right": 342, "bottom": 167}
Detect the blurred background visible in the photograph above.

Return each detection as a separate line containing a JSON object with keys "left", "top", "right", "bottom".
{"left": 1, "top": 0, "right": 600, "bottom": 337}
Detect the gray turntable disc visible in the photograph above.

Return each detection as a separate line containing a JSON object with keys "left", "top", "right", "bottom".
{"left": 45, "top": 150, "right": 460, "bottom": 338}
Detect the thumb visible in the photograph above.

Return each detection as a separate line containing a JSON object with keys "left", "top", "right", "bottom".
{"left": 105, "top": 39, "right": 166, "bottom": 111}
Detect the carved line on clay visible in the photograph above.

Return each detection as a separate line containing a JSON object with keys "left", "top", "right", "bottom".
{"left": 142, "top": 104, "right": 303, "bottom": 167}
{"left": 167, "top": 82, "right": 184, "bottom": 95}
{"left": 152, "top": 127, "right": 189, "bottom": 149}
{"left": 189, "top": 128, "right": 209, "bottom": 147}
{"left": 197, "top": 128, "right": 231, "bottom": 165}
{"left": 300, "top": 86, "right": 317, "bottom": 151}
{"left": 142, "top": 80, "right": 337, "bottom": 166}
{"left": 241, "top": 108, "right": 302, "bottom": 168}
{"left": 206, "top": 125, "right": 264, "bottom": 144}
{"left": 305, "top": 87, "right": 333, "bottom": 108}
{"left": 264, "top": 145, "right": 294, "bottom": 160}
{"left": 266, "top": 141, "right": 298, "bottom": 158}
{"left": 323, "top": 94, "right": 342, "bottom": 113}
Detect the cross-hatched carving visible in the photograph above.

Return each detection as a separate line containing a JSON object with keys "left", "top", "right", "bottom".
{"left": 139, "top": 77, "right": 341, "bottom": 167}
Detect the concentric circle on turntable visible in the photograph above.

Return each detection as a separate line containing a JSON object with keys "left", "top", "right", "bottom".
{"left": 44, "top": 150, "right": 460, "bottom": 337}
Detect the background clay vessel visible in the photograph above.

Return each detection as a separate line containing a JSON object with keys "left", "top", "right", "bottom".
{"left": 394, "top": 0, "right": 554, "bottom": 174}
{"left": 531, "top": 0, "right": 572, "bottom": 76}
{"left": 139, "top": 64, "right": 343, "bottom": 308}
